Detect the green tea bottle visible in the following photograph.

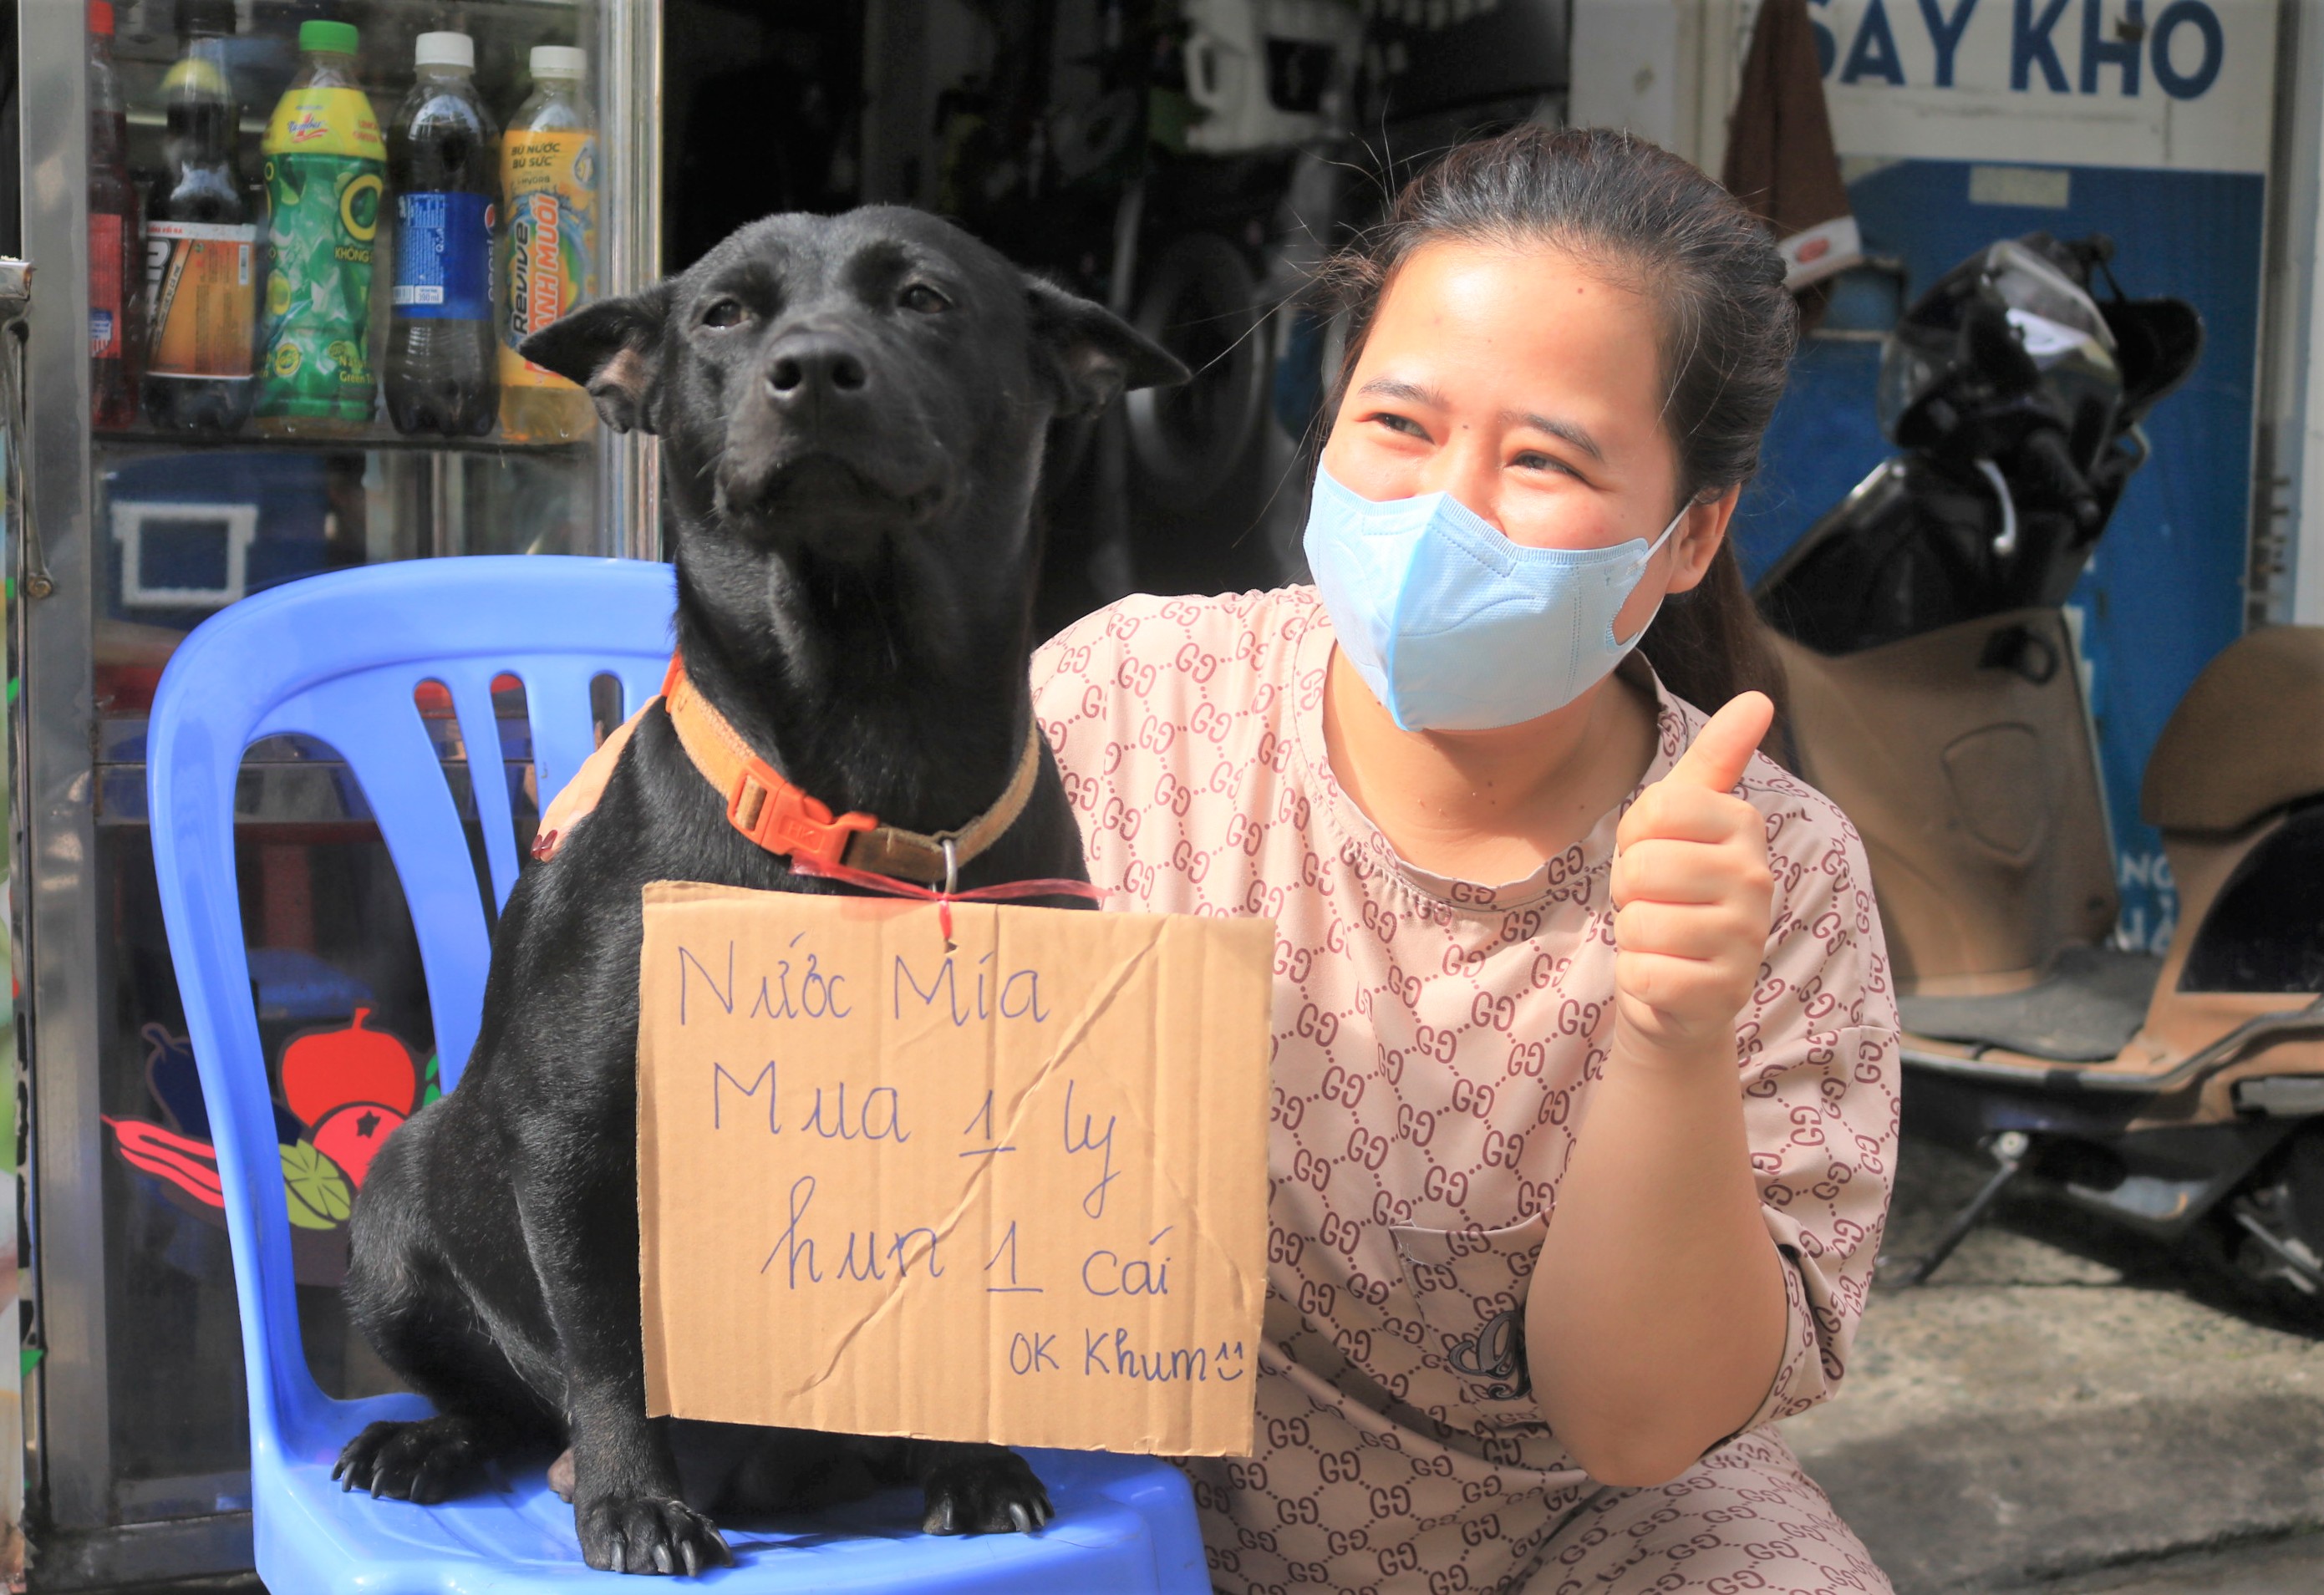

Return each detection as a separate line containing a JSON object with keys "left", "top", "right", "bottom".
{"left": 255, "top": 20, "right": 385, "bottom": 435}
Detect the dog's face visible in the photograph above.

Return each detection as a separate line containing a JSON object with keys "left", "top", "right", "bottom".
{"left": 521, "top": 207, "right": 1185, "bottom": 576}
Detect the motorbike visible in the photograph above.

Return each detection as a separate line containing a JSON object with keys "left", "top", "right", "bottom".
{"left": 1755, "top": 233, "right": 2324, "bottom": 1299}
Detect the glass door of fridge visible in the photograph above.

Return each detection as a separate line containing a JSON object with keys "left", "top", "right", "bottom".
{"left": 16, "top": 0, "right": 659, "bottom": 1580}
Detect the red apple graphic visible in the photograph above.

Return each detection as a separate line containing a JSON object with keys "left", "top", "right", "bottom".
{"left": 280, "top": 1008, "right": 417, "bottom": 1130}
{"left": 308, "top": 1101, "right": 408, "bottom": 1188}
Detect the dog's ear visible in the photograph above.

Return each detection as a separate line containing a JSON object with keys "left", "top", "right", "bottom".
{"left": 1025, "top": 276, "right": 1191, "bottom": 419}
{"left": 517, "top": 285, "right": 674, "bottom": 434}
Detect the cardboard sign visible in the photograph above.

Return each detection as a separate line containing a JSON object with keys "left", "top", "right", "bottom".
{"left": 636, "top": 882, "right": 1274, "bottom": 1457}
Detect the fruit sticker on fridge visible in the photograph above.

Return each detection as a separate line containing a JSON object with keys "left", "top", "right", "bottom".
{"left": 102, "top": 1009, "right": 436, "bottom": 1288}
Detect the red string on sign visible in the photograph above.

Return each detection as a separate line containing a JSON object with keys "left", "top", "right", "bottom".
{"left": 786, "top": 854, "right": 1107, "bottom": 942}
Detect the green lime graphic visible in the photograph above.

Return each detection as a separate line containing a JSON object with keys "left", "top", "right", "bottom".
{"left": 282, "top": 1140, "right": 352, "bottom": 1228}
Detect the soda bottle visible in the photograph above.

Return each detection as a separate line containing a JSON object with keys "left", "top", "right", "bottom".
{"left": 384, "top": 32, "right": 497, "bottom": 436}
{"left": 141, "top": 0, "right": 257, "bottom": 434}
{"left": 498, "top": 46, "right": 598, "bottom": 444}
{"left": 254, "top": 19, "right": 384, "bottom": 436}
{"left": 88, "top": 0, "right": 142, "bottom": 429}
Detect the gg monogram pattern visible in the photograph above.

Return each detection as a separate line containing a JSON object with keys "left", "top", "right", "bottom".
{"left": 1031, "top": 587, "right": 1901, "bottom": 1594}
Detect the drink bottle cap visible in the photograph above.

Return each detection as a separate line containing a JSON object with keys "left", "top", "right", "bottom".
{"left": 414, "top": 31, "right": 474, "bottom": 69}
{"left": 297, "top": 19, "right": 359, "bottom": 57}
{"left": 531, "top": 45, "right": 587, "bottom": 79}
{"left": 89, "top": 2, "right": 114, "bottom": 38}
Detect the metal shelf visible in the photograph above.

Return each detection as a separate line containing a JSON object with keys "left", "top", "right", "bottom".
{"left": 94, "top": 425, "right": 596, "bottom": 459}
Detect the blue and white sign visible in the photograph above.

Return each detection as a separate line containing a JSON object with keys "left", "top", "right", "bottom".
{"left": 1808, "top": 0, "right": 2272, "bottom": 172}
{"left": 1742, "top": 0, "right": 2277, "bottom": 951}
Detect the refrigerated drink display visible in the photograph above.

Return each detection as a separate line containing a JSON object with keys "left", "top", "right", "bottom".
{"left": 88, "top": 0, "right": 140, "bottom": 428}
{"left": 255, "top": 19, "right": 385, "bottom": 436}
{"left": 141, "top": 0, "right": 256, "bottom": 435}
{"left": 499, "top": 47, "right": 599, "bottom": 444}
{"left": 385, "top": 32, "right": 499, "bottom": 437}
{"left": 19, "top": 1, "right": 650, "bottom": 1568}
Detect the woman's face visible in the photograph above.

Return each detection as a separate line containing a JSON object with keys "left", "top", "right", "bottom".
{"left": 1320, "top": 240, "right": 1732, "bottom": 635}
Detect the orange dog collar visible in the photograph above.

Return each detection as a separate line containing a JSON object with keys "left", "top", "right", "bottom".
{"left": 660, "top": 654, "right": 1044, "bottom": 885}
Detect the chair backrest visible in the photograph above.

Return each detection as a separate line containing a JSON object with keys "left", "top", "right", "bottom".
{"left": 146, "top": 556, "right": 677, "bottom": 1456}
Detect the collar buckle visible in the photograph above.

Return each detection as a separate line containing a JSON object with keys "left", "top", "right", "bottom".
{"left": 727, "top": 759, "right": 877, "bottom": 866}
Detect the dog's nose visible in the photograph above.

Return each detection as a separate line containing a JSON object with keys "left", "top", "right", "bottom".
{"left": 765, "top": 336, "right": 869, "bottom": 405}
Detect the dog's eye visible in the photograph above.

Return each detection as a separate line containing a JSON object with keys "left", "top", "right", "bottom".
{"left": 699, "top": 298, "right": 750, "bottom": 329}
{"left": 899, "top": 284, "right": 950, "bottom": 316}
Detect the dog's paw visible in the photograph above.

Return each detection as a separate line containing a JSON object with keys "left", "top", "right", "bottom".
{"left": 577, "top": 1492, "right": 734, "bottom": 1577}
{"left": 332, "top": 1415, "right": 491, "bottom": 1506}
{"left": 920, "top": 1448, "right": 1055, "bottom": 1536}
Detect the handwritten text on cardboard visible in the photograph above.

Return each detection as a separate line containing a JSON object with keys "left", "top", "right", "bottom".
{"left": 637, "top": 883, "right": 1274, "bottom": 1456}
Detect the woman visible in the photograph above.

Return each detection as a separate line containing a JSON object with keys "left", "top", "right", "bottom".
{"left": 1030, "top": 126, "right": 1898, "bottom": 1592}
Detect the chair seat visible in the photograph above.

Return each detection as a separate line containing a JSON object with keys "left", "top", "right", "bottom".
{"left": 261, "top": 1417, "right": 1208, "bottom": 1592}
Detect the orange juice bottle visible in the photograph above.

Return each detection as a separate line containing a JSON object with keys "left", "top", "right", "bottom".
{"left": 498, "top": 47, "right": 598, "bottom": 443}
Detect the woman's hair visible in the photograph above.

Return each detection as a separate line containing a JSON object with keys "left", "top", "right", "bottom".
{"left": 1314, "top": 124, "right": 1798, "bottom": 722}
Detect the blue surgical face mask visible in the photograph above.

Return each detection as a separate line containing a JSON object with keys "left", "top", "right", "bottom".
{"left": 1303, "top": 465, "right": 1687, "bottom": 733}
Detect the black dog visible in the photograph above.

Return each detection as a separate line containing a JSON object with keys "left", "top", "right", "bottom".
{"left": 332, "top": 207, "right": 1186, "bottom": 1575}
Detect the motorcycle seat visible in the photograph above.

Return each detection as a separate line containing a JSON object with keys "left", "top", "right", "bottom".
{"left": 2143, "top": 626, "right": 2324, "bottom": 833}
{"left": 1897, "top": 943, "right": 2161, "bottom": 1063}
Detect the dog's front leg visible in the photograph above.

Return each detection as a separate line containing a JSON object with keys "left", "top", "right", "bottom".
{"left": 512, "top": 1129, "right": 734, "bottom": 1576}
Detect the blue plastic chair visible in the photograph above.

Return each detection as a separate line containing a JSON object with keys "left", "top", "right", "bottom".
{"left": 147, "top": 556, "right": 1210, "bottom": 1592}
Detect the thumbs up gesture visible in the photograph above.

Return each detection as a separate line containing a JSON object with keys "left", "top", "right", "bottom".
{"left": 1609, "top": 692, "right": 1777, "bottom": 1067}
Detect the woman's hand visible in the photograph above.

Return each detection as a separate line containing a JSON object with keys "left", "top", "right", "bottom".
{"left": 1608, "top": 692, "right": 1777, "bottom": 1067}
{"left": 1533, "top": 690, "right": 1787, "bottom": 1486}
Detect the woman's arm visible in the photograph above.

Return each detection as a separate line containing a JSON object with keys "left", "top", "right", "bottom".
{"left": 1525, "top": 693, "right": 1789, "bottom": 1486}
{"left": 1525, "top": 1029, "right": 1787, "bottom": 1485}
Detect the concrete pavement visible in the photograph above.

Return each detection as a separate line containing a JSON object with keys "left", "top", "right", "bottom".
{"left": 134, "top": 1135, "right": 2324, "bottom": 1593}
{"left": 2042, "top": 1533, "right": 2324, "bottom": 1593}
{"left": 1782, "top": 1135, "right": 2324, "bottom": 1592}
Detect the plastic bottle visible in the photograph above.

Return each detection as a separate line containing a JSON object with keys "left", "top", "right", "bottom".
{"left": 498, "top": 46, "right": 598, "bottom": 444}
{"left": 141, "top": 0, "right": 257, "bottom": 434}
{"left": 88, "top": 0, "right": 143, "bottom": 429}
{"left": 254, "top": 19, "right": 384, "bottom": 436}
{"left": 384, "top": 32, "right": 497, "bottom": 436}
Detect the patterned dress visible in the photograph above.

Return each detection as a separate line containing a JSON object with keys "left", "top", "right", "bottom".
{"left": 1030, "top": 587, "right": 1901, "bottom": 1595}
